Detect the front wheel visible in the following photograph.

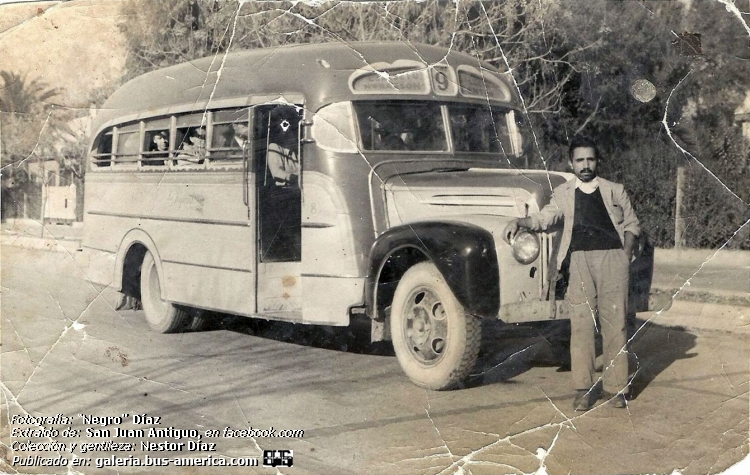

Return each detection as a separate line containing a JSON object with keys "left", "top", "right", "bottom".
{"left": 140, "top": 251, "right": 190, "bottom": 333}
{"left": 390, "top": 262, "right": 481, "bottom": 390}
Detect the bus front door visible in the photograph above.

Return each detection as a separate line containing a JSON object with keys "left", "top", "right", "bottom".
{"left": 254, "top": 105, "right": 302, "bottom": 319}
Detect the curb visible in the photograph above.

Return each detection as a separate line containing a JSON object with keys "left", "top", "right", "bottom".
{"left": 1, "top": 234, "right": 81, "bottom": 254}
{"left": 650, "top": 286, "right": 750, "bottom": 308}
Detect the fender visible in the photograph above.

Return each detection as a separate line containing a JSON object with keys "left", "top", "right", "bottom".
{"left": 367, "top": 222, "right": 499, "bottom": 319}
{"left": 114, "top": 229, "right": 166, "bottom": 300}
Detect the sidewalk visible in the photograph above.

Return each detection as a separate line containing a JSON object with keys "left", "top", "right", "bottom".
{"left": 643, "top": 247, "right": 749, "bottom": 334}
{"left": 1, "top": 219, "right": 82, "bottom": 253}
{"left": 643, "top": 300, "right": 750, "bottom": 334}
{"left": 2, "top": 219, "right": 748, "bottom": 334}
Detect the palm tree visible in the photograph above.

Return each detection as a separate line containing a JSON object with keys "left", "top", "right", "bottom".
{"left": 1, "top": 70, "right": 64, "bottom": 160}
{"left": 1, "top": 71, "right": 63, "bottom": 222}
{"left": 0, "top": 71, "right": 60, "bottom": 114}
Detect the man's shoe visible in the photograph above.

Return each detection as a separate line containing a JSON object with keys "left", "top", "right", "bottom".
{"left": 573, "top": 390, "right": 595, "bottom": 411}
{"left": 603, "top": 391, "right": 628, "bottom": 408}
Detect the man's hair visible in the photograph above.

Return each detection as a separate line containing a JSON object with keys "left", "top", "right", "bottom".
{"left": 568, "top": 135, "right": 599, "bottom": 160}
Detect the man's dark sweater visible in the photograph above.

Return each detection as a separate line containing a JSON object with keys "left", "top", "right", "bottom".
{"left": 570, "top": 187, "right": 622, "bottom": 252}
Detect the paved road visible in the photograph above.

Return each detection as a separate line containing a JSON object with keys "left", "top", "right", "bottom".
{"left": 651, "top": 262, "right": 750, "bottom": 298}
{"left": 2, "top": 246, "right": 748, "bottom": 475}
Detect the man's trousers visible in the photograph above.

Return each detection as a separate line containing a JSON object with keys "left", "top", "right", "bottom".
{"left": 566, "top": 249, "right": 630, "bottom": 394}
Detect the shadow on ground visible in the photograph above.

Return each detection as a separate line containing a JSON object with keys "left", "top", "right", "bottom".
{"left": 193, "top": 311, "right": 698, "bottom": 396}
{"left": 194, "top": 313, "right": 395, "bottom": 356}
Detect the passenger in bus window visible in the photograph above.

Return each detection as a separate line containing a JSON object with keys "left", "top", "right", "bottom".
{"left": 231, "top": 122, "right": 249, "bottom": 148}
{"left": 146, "top": 130, "right": 169, "bottom": 166}
{"left": 267, "top": 107, "right": 299, "bottom": 186}
{"left": 373, "top": 118, "right": 407, "bottom": 151}
{"left": 380, "top": 130, "right": 408, "bottom": 150}
{"left": 152, "top": 130, "right": 168, "bottom": 152}
{"left": 175, "top": 126, "right": 206, "bottom": 166}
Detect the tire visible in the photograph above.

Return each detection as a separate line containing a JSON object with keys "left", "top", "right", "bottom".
{"left": 140, "top": 251, "right": 190, "bottom": 333}
{"left": 186, "top": 311, "right": 210, "bottom": 332}
{"left": 390, "top": 262, "right": 481, "bottom": 390}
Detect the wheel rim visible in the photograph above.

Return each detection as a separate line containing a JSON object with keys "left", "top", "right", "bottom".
{"left": 145, "top": 259, "right": 168, "bottom": 318}
{"left": 400, "top": 286, "right": 448, "bottom": 366}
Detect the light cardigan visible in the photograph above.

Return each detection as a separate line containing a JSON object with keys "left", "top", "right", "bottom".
{"left": 526, "top": 177, "right": 641, "bottom": 270}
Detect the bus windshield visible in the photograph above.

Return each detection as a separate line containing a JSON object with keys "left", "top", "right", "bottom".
{"left": 352, "top": 101, "right": 515, "bottom": 154}
{"left": 447, "top": 103, "right": 513, "bottom": 154}
{"left": 355, "top": 101, "right": 447, "bottom": 152}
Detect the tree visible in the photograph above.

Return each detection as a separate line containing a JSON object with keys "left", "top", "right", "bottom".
{"left": 115, "top": 0, "right": 750, "bottom": 248}
{"left": 1, "top": 71, "right": 64, "bottom": 159}
{"left": 118, "top": 0, "right": 573, "bottom": 115}
{"left": 537, "top": 0, "right": 750, "bottom": 248}
{"left": 0, "top": 71, "right": 60, "bottom": 114}
{"left": 1, "top": 71, "right": 76, "bottom": 221}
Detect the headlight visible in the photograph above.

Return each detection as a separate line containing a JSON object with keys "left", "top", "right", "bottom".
{"left": 512, "top": 231, "right": 540, "bottom": 264}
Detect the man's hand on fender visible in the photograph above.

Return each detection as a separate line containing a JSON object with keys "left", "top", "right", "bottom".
{"left": 503, "top": 219, "right": 521, "bottom": 244}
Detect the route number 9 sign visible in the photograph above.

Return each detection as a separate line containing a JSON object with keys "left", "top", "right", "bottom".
{"left": 430, "top": 65, "right": 458, "bottom": 96}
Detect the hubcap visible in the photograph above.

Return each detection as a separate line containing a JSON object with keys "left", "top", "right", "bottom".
{"left": 402, "top": 287, "right": 448, "bottom": 365}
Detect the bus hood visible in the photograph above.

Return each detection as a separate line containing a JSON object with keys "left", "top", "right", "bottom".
{"left": 383, "top": 168, "right": 571, "bottom": 226}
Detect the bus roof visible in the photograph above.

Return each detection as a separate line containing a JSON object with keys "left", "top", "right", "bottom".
{"left": 94, "top": 41, "right": 520, "bottom": 133}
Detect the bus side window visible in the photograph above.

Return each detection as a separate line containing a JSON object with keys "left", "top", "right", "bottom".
{"left": 209, "top": 108, "right": 248, "bottom": 163}
{"left": 174, "top": 125, "right": 206, "bottom": 167}
{"left": 142, "top": 116, "right": 172, "bottom": 168}
{"left": 114, "top": 123, "right": 140, "bottom": 168}
{"left": 142, "top": 129, "right": 170, "bottom": 167}
{"left": 171, "top": 113, "right": 208, "bottom": 167}
{"left": 91, "top": 129, "right": 113, "bottom": 168}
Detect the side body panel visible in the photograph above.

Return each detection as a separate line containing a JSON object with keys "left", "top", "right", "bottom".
{"left": 82, "top": 170, "right": 256, "bottom": 315}
{"left": 300, "top": 170, "right": 363, "bottom": 325}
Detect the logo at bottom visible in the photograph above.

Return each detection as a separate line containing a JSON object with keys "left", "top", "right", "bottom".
{"left": 263, "top": 450, "right": 293, "bottom": 467}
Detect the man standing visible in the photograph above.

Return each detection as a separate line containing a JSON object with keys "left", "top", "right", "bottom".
{"left": 266, "top": 106, "right": 300, "bottom": 187}
{"left": 503, "top": 136, "right": 640, "bottom": 410}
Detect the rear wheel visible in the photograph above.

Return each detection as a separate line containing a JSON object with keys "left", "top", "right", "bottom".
{"left": 186, "top": 310, "right": 211, "bottom": 332}
{"left": 390, "top": 262, "right": 481, "bottom": 390}
{"left": 140, "top": 251, "right": 190, "bottom": 333}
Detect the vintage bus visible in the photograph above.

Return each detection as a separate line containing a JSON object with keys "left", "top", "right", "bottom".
{"left": 82, "top": 42, "right": 590, "bottom": 390}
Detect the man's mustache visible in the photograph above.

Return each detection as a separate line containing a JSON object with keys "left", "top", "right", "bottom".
{"left": 580, "top": 169, "right": 593, "bottom": 174}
